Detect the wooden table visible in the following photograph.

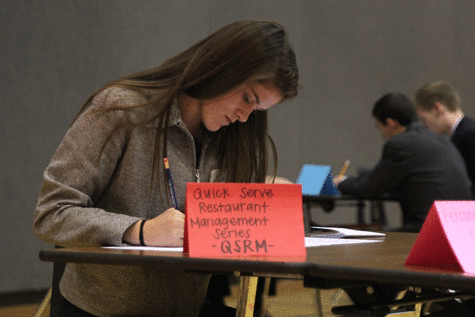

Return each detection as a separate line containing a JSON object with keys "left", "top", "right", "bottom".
{"left": 305, "top": 232, "right": 475, "bottom": 290}
{"left": 39, "top": 233, "right": 475, "bottom": 316}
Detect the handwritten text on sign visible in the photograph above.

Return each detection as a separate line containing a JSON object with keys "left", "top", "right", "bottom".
{"left": 184, "top": 183, "right": 306, "bottom": 257}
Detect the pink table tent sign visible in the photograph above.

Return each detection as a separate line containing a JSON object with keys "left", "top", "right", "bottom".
{"left": 405, "top": 201, "right": 475, "bottom": 272}
{"left": 183, "top": 183, "right": 306, "bottom": 258}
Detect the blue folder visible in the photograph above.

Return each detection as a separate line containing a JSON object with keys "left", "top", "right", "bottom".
{"left": 296, "top": 164, "right": 340, "bottom": 196}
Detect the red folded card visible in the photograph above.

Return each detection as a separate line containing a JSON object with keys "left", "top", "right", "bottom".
{"left": 405, "top": 201, "right": 475, "bottom": 272}
{"left": 183, "top": 183, "right": 306, "bottom": 258}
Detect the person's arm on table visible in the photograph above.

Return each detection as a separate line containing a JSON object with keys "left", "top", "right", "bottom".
{"left": 123, "top": 208, "right": 185, "bottom": 247}
{"left": 336, "top": 140, "right": 410, "bottom": 198}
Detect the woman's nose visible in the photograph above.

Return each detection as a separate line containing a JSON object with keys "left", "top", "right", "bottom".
{"left": 236, "top": 104, "right": 254, "bottom": 122}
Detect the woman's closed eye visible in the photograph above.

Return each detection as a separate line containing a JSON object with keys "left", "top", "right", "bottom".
{"left": 243, "top": 92, "right": 253, "bottom": 104}
{"left": 243, "top": 91, "right": 264, "bottom": 111}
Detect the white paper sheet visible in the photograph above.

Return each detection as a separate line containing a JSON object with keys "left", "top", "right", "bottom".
{"left": 103, "top": 246, "right": 183, "bottom": 252}
{"left": 305, "top": 236, "right": 383, "bottom": 247}
{"left": 311, "top": 226, "right": 386, "bottom": 238}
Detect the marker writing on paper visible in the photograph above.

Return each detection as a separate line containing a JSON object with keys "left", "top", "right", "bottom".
{"left": 338, "top": 160, "right": 350, "bottom": 176}
{"left": 164, "top": 158, "right": 178, "bottom": 209}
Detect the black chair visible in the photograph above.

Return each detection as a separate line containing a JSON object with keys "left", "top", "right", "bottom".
{"left": 34, "top": 246, "right": 66, "bottom": 317}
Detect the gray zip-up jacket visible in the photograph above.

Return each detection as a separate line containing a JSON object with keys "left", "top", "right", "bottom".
{"left": 33, "top": 87, "right": 220, "bottom": 316}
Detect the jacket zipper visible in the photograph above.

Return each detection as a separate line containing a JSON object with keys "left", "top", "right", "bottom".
{"left": 177, "top": 122, "right": 204, "bottom": 183}
{"left": 195, "top": 169, "right": 201, "bottom": 183}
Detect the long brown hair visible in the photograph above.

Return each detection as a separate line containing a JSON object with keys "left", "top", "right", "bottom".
{"left": 74, "top": 19, "right": 298, "bottom": 187}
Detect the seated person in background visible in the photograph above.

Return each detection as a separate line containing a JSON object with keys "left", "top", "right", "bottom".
{"left": 414, "top": 81, "right": 475, "bottom": 196}
{"left": 333, "top": 93, "right": 472, "bottom": 232}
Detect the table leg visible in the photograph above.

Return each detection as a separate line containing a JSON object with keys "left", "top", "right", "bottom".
{"left": 236, "top": 276, "right": 258, "bottom": 317}
{"left": 314, "top": 288, "right": 324, "bottom": 317}
{"left": 357, "top": 200, "right": 365, "bottom": 224}
{"left": 303, "top": 202, "right": 312, "bottom": 233}
{"left": 371, "top": 200, "right": 387, "bottom": 228}
{"left": 34, "top": 287, "right": 51, "bottom": 317}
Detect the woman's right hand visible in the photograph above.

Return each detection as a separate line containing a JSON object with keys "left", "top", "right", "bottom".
{"left": 123, "top": 208, "right": 185, "bottom": 247}
{"left": 143, "top": 208, "right": 185, "bottom": 247}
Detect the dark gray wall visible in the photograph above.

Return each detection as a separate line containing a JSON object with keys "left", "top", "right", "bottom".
{"left": 2, "top": 0, "right": 475, "bottom": 293}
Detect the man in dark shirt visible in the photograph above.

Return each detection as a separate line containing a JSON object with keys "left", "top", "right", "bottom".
{"left": 334, "top": 93, "right": 472, "bottom": 232}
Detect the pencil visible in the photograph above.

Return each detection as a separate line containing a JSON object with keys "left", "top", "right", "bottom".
{"left": 163, "top": 158, "right": 179, "bottom": 209}
{"left": 338, "top": 160, "right": 350, "bottom": 176}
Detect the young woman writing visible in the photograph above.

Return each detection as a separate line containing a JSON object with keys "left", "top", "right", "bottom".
{"left": 33, "top": 19, "right": 299, "bottom": 317}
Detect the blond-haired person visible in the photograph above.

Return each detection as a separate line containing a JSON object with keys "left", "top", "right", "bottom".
{"left": 414, "top": 81, "right": 475, "bottom": 196}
